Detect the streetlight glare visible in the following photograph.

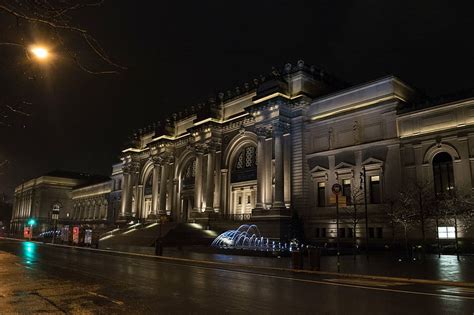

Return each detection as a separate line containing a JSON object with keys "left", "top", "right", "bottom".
{"left": 31, "top": 47, "right": 49, "bottom": 59}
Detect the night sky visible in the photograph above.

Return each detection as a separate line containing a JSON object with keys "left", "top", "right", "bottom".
{"left": 1, "top": 1, "right": 473, "bottom": 197}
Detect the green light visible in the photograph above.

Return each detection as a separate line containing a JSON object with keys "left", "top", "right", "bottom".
{"left": 28, "top": 219, "right": 36, "bottom": 226}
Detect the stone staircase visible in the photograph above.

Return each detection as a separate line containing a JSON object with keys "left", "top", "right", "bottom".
{"left": 99, "top": 222, "right": 222, "bottom": 248}
{"left": 99, "top": 222, "right": 177, "bottom": 247}
{"left": 160, "top": 223, "right": 218, "bottom": 246}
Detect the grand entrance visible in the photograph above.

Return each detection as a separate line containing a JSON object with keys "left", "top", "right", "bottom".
{"left": 180, "top": 158, "right": 196, "bottom": 222}
{"left": 229, "top": 145, "right": 257, "bottom": 219}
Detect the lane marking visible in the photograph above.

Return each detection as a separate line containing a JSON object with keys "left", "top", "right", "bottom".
{"left": 323, "top": 278, "right": 409, "bottom": 287}
{"left": 441, "top": 287, "right": 474, "bottom": 295}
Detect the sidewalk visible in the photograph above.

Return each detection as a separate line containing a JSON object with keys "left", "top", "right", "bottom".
{"left": 100, "top": 243, "right": 474, "bottom": 283}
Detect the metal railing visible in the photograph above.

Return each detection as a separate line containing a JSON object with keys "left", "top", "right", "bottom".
{"left": 208, "top": 213, "right": 252, "bottom": 221}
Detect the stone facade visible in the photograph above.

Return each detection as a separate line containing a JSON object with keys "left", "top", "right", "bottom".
{"left": 10, "top": 171, "right": 111, "bottom": 235}
{"left": 116, "top": 60, "right": 474, "bottom": 245}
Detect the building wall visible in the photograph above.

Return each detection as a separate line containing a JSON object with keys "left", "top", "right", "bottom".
{"left": 116, "top": 62, "right": 474, "bottom": 245}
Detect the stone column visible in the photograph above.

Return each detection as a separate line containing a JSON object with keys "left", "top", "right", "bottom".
{"left": 120, "top": 167, "right": 131, "bottom": 217}
{"left": 159, "top": 161, "right": 168, "bottom": 214}
{"left": 214, "top": 151, "right": 222, "bottom": 211}
{"left": 172, "top": 178, "right": 179, "bottom": 221}
{"left": 194, "top": 150, "right": 204, "bottom": 212}
{"left": 256, "top": 133, "right": 266, "bottom": 209}
{"left": 151, "top": 161, "right": 160, "bottom": 215}
{"left": 272, "top": 123, "right": 286, "bottom": 209}
{"left": 264, "top": 138, "right": 273, "bottom": 206}
{"left": 205, "top": 148, "right": 216, "bottom": 211}
{"left": 136, "top": 185, "right": 144, "bottom": 219}
{"left": 166, "top": 160, "right": 174, "bottom": 212}
{"left": 131, "top": 166, "right": 139, "bottom": 217}
{"left": 220, "top": 169, "right": 228, "bottom": 214}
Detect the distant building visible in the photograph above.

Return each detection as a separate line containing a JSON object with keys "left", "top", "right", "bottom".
{"left": 10, "top": 170, "right": 111, "bottom": 236}
{"left": 113, "top": 60, "right": 473, "bottom": 246}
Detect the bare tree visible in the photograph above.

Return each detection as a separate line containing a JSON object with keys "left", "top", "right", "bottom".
{"left": 386, "top": 190, "right": 419, "bottom": 258}
{"left": 0, "top": 0, "right": 126, "bottom": 74}
{"left": 342, "top": 187, "right": 364, "bottom": 260}
{"left": 436, "top": 189, "right": 474, "bottom": 260}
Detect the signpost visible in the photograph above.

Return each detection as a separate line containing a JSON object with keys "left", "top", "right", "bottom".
{"left": 332, "top": 183, "right": 342, "bottom": 273}
{"left": 72, "top": 226, "right": 80, "bottom": 244}
{"left": 51, "top": 203, "right": 60, "bottom": 244}
{"left": 26, "top": 218, "right": 36, "bottom": 241}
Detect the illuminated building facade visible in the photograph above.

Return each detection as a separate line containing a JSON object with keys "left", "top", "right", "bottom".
{"left": 10, "top": 171, "right": 111, "bottom": 235}
{"left": 118, "top": 60, "right": 474, "bottom": 243}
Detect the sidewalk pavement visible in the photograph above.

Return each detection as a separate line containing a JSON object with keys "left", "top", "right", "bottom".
{"left": 100, "top": 243, "right": 474, "bottom": 283}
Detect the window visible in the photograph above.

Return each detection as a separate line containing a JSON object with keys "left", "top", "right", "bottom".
{"left": 232, "top": 145, "right": 257, "bottom": 183}
{"left": 369, "top": 176, "right": 381, "bottom": 204}
{"left": 236, "top": 146, "right": 256, "bottom": 170}
{"left": 238, "top": 196, "right": 242, "bottom": 205}
{"left": 342, "top": 179, "right": 352, "bottom": 204}
{"left": 347, "top": 228, "right": 353, "bottom": 238}
{"left": 369, "top": 227, "right": 375, "bottom": 239}
{"left": 433, "top": 152, "right": 454, "bottom": 196}
{"left": 317, "top": 182, "right": 326, "bottom": 207}
{"left": 339, "top": 228, "right": 346, "bottom": 238}
{"left": 182, "top": 159, "right": 197, "bottom": 187}
{"left": 438, "top": 226, "right": 455, "bottom": 239}
{"left": 144, "top": 174, "right": 153, "bottom": 195}
{"left": 376, "top": 227, "right": 383, "bottom": 239}
{"left": 247, "top": 195, "right": 251, "bottom": 204}
{"left": 315, "top": 228, "right": 320, "bottom": 238}
{"left": 321, "top": 228, "right": 326, "bottom": 238}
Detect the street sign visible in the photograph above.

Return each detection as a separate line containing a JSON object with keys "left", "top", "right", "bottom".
{"left": 73, "top": 226, "right": 80, "bottom": 244}
{"left": 332, "top": 183, "right": 342, "bottom": 195}
{"left": 23, "top": 226, "right": 30, "bottom": 239}
{"left": 84, "top": 229, "right": 92, "bottom": 245}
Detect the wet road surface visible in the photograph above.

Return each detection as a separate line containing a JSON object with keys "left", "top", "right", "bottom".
{"left": 1, "top": 238, "right": 473, "bottom": 314}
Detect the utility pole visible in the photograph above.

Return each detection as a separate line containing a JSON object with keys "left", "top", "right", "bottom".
{"left": 332, "top": 183, "right": 342, "bottom": 273}
{"left": 361, "top": 167, "right": 369, "bottom": 260}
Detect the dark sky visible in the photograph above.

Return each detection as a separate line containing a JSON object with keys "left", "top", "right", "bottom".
{"left": 1, "top": 0, "right": 473, "bottom": 197}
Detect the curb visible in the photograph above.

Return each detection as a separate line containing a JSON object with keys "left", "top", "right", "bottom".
{"left": 2, "top": 236, "right": 474, "bottom": 289}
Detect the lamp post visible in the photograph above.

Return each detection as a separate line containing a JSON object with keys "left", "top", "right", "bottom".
{"left": 360, "top": 167, "right": 369, "bottom": 260}
{"left": 30, "top": 46, "right": 50, "bottom": 60}
{"left": 332, "top": 183, "right": 342, "bottom": 272}
{"left": 27, "top": 218, "right": 36, "bottom": 241}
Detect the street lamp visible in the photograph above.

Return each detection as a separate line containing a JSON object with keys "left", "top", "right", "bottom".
{"left": 30, "top": 46, "right": 49, "bottom": 60}
{"left": 27, "top": 218, "right": 36, "bottom": 241}
{"left": 360, "top": 167, "right": 369, "bottom": 260}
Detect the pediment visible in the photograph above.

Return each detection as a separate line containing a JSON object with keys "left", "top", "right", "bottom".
{"left": 309, "top": 165, "right": 328, "bottom": 173}
{"left": 362, "top": 157, "right": 384, "bottom": 166}
{"left": 334, "top": 162, "right": 354, "bottom": 170}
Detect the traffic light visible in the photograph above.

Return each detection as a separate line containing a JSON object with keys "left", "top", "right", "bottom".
{"left": 28, "top": 218, "right": 36, "bottom": 226}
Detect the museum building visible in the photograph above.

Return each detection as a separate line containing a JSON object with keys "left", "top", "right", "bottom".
{"left": 114, "top": 60, "right": 474, "bottom": 243}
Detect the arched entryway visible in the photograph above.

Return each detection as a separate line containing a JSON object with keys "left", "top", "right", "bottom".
{"left": 180, "top": 158, "right": 196, "bottom": 222}
{"left": 229, "top": 144, "right": 257, "bottom": 219}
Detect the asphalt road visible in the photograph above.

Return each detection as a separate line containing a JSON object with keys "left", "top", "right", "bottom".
{"left": 0, "top": 239, "right": 473, "bottom": 314}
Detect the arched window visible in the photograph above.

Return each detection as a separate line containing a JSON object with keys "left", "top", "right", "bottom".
{"left": 231, "top": 145, "right": 257, "bottom": 182}
{"left": 144, "top": 173, "right": 153, "bottom": 195}
{"left": 433, "top": 152, "right": 454, "bottom": 196}
{"left": 182, "top": 159, "right": 196, "bottom": 188}
{"left": 235, "top": 146, "right": 256, "bottom": 170}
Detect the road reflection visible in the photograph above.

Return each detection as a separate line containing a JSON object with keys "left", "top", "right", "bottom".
{"left": 22, "top": 241, "right": 37, "bottom": 264}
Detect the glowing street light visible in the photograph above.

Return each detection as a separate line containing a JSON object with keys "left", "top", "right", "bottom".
{"left": 30, "top": 46, "right": 49, "bottom": 59}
